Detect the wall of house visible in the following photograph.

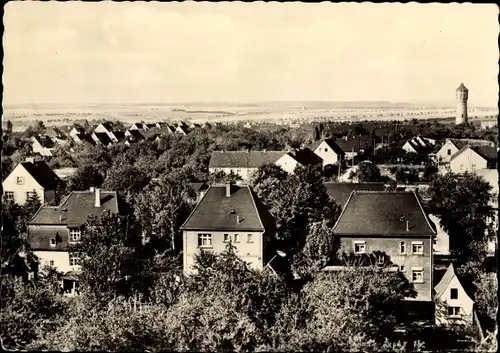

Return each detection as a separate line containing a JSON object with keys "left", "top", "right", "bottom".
{"left": 314, "top": 142, "right": 339, "bottom": 167}
{"left": 339, "top": 236, "right": 433, "bottom": 301}
{"left": 435, "top": 276, "right": 474, "bottom": 326}
{"left": 3, "top": 165, "right": 46, "bottom": 205}
{"left": 34, "top": 251, "right": 81, "bottom": 273}
{"left": 449, "top": 149, "right": 488, "bottom": 173}
{"left": 436, "top": 141, "right": 459, "bottom": 164}
{"left": 183, "top": 230, "right": 266, "bottom": 274}
{"left": 275, "top": 154, "right": 299, "bottom": 174}
{"left": 208, "top": 167, "right": 259, "bottom": 181}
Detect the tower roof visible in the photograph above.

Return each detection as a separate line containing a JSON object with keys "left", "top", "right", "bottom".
{"left": 456, "top": 83, "right": 468, "bottom": 91}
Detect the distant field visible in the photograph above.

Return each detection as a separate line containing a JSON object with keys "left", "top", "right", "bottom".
{"left": 2, "top": 102, "right": 498, "bottom": 131}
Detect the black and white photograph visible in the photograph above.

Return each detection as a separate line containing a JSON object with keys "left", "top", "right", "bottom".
{"left": 1, "top": 2, "right": 498, "bottom": 352}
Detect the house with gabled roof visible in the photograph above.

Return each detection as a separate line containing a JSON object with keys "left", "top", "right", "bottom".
{"left": 129, "top": 122, "right": 147, "bottom": 131}
{"left": 31, "top": 135, "right": 56, "bottom": 156}
{"left": 91, "top": 132, "right": 113, "bottom": 147}
{"left": 71, "top": 132, "right": 95, "bottom": 145}
{"left": 3, "top": 158, "right": 63, "bottom": 205}
{"left": 209, "top": 150, "right": 286, "bottom": 181}
{"left": 180, "top": 184, "right": 275, "bottom": 274}
{"left": 69, "top": 124, "right": 86, "bottom": 139}
{"left": 449, "top": 145, "right": 497, "bottom": 173}
{"left": 433, "top": 138, "right": 494, "bottom": 165}
{"left": 313, "top": 139, "right": 345, "bottom": 168}
{"left": 434, "top": 263, "right": 474, "bottom": 326}
{"left": 27, "top": 188, "right": 119, "bottom": 294}
{"left": 332, "top": 190, "right": 436, "bottom": 301}
{"left": 275, "top": 148, "right": 323, "bottom": 174}
{"left": 124, "top": 129, "right": 145, "bottom": 143}
{"left": 175, "top": 125, "right": 189, "bottom": 135}
{"left": 402, "top": 136, "right": 436, "bottom": 155}
{"left": 333, "top": 135, "right": 374, "bottom": 161}
{"left": 94, "top": 122, "right": 125, "bottom": 143}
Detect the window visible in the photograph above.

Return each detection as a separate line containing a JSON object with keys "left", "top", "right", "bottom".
{"left": 223, "top": 234, "right": 230, "bottom": 243}
{"left": 412, "top": 242, "right": 424, "bottom": 255}
{"left": 354, "top": 241, "right": 366, "bottom": 254}
{"left": 450, "top": 288, "right": 458, "bottom": 299}
{"left": 412, "top": 269, "right": 424, "bottom": 283}
{"left": 198, "top": 233, "right": 212, "bottom": 248}
{"left": 69, "top": 229, "right": 81, "bottom": 243}
{"left": 69, "top": 254, "right": 81, "bottom": 267}
{"left": 448, "top": 306, "right": 461, "bottom": 316}
{"left": 234, "top": 234, "right": 240, "bottom": 243}
{"left": 16, "top": 176, "right": 24, "bottom": 185}
{"left": 447, "top": 149, "right": 452, "bottom": 156}
{"left": 50, "top": 238, "right": 56, "bottom": 247}
{"left": 49, "top": 260, "right": 54, "bottom": 267}
{"left": 400, "top": 265, "right": 406, "bottom": 272}
{"left": 325, "top": 148, "right": 328, "bottom": 152}
{"left": 4, "top": 192, "right": 15, "bottom": 202}
{"left": 247, "top": 234, "right": 253, "bottom": 243}
{"left": 471, "top": 164, "right": 476, "bottom": 169}
{"left": 377, "top": 254, "right": 385, "bottom": 265}
{"left": 400, "top": 242, "right": 407, "bottom": 254}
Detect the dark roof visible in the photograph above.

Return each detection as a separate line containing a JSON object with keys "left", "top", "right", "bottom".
{"left": 333, "top": 191, "right": 436, "bottom": 236}
{"left": 74, "top": 133, "right": 95, "bottom": 144}
{"left": 99, "top": 122, "right": 114, "bottom": 131}
{"left": 287, "top": 148, "right": 323, "bottom": 166}
{"left": 93, "top": 132, "right": 112, "bottom": 145}
{"left": 334, "top": 136, "right": 374, "bottom": 153}
{"left": 132, "top": 123, "right": 146, "bottom": 130}
{"left": 33, "top": 135, "right": 55, "bottom": 148}
{"left": 448, "top": 138, "right": 492, "bottom": 150}
{"left": 322, "top": 139, "right": 346, "bottom": 156}
{"left": 20, "top": 161, "right": 62, "bottom": 190}
{"left": 126, "top": 130, "right": 145, "bottom": 140}
{"left": 209, "top": 151, "right": 286, "bottom": 169}
{"left": 456, "top": 83, "right": 468, "bottom": 91}
{"left": 112, "top": 131, "right": 125, "bottom": 141}
{"left": 189, "top": 182, "right": 209, "bottom": 193}
{"left": 450, "top": 145, "right": 498, "bottom": 163}
{"left": 324, "top": 182, "right": 386, "bottom": 208}
{"left": 180, "top": 185, "right": 275, "bottom": 231}
{"left": 29, "top": 190, "right": 119, "bottom": 226}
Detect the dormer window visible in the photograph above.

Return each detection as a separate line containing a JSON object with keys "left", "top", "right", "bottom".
{"left": 69, "top": 228, "right": 81, "bottom": 243}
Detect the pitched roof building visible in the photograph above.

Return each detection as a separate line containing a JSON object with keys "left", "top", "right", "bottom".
{"left": 180, "top": 184, "right": 275, "bottom": 273}
{"left": 333, "top": 190, "right": 436, "bottom": 301}
{"left": 323, "top": 182, "right": 386, "bottom": 208}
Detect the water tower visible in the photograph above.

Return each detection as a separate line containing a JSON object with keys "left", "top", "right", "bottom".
{"left": 455, "top": 83, "right": 468, "bottom": 125}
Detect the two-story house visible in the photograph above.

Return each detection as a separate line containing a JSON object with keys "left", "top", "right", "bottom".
{"left": 449, "top": 145, "right": 497, "bottom": 174}
{"left": 208, "top": 151, "right": 286, "bottom": 181}
{"left": 434, "top": 263, "right": 474, "bottom": 326}
{"left": 332, "top": 190, "right": 436, "bottom": 301}
{"left": 3, "top": 158, "right": 62, "bottom": 205}
{"left": 433, "top": 138, "right": 494, "bottom": 166}
{"left": 180, "top": 184, "right": 275, "bottom": 274}
{"left": 313, "top": 139, "right": 345, "bottom": 168}
{"left": 27, "top": 188, "right": 119, "bottom": 294}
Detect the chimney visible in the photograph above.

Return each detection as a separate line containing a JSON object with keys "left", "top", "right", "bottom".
{"left": 95, "top": 188, "right": 101, "bottom": 207}
{"left": 236, "top": 215, "right": 240, "bottom": 224}
{"left": 225, "top": 184, "right": 231, "bottom": 197}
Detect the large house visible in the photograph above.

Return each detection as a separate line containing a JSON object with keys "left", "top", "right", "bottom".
{"left": 324, "top": 182, "right": 386, "bottom": 208}
{"left": 332, "top": 190, "right": 436, "bottom": 301}
{"left": 432, "top": 138, "right": 494, "bottom": 165}
{"left": 334, "top": 136, "right": 374, "bottom": 161}
{"left": 3, "top": 158, "right": 62, "bottom": 205}
{"left": 313, "top": 139, "right": 345, "bottom": 168}
{"left": 27, "top": 188, "right": 119, "bottom": 294}
{"left": 180, "top": 184, "right": 275, "bottom": 274}
{"left": 208, "top": 151, "right": 286, "bottom": 181}
{"left": 31, "top": 136, "right": 56, "bottom": 156}
{"left": 449, "top": 145, "right": 497, "bottom": 174}
{"left": 275, "top": 148, "right": 323, "bottom": 174}
{"left": 434, "top": 263, "right": 474, "bottom": 326}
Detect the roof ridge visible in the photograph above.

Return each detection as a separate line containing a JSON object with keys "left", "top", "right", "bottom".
{"left": 247, "top": 186, "right": 265, "bottom": 230}
{"left": 331, "top": 190, "right": 356, "bottom": 232}
{"left": 180, "top": 185, "right": 212, "bottom": 230}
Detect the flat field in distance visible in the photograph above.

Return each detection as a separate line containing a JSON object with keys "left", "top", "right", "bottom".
{"left": 2, "top": 102, "right": 498, "bottom": 131}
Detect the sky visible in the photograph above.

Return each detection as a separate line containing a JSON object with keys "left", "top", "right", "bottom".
{"left": 3, "top": 2, "right": 499, "bottom": 106}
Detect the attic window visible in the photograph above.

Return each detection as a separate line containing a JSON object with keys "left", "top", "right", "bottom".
{"left": 50, "top": 238, "right": 56, "bottom": 247}
{"left": 17, "top": 177, "right": 24, "bottom": 185}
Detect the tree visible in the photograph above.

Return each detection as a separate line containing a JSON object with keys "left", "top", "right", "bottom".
{"left": 102, "top": 164, "right": 150, "bottom": 195}
{"left": 6, "top": 120, "right": 13, "bottom": 133}
{"left": 67, "top": 165, "right": 104, "bottom": 191}
{"left": 473, "top": 272, "right": 498, "bottom": 332}
{"left": 133, "top": 176, "right": 194, "bottom": 254}
{"left": 72, "top": 212, "right": 148, "bottom": 305}
{"left": 428, "top": 173, "right": 494, "bottom": 269}
{"left": 25, "top": 190, "right": 42, "bottom": 219}
{"left": 355, "top": 162, "right": 383, "bottom": 182}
